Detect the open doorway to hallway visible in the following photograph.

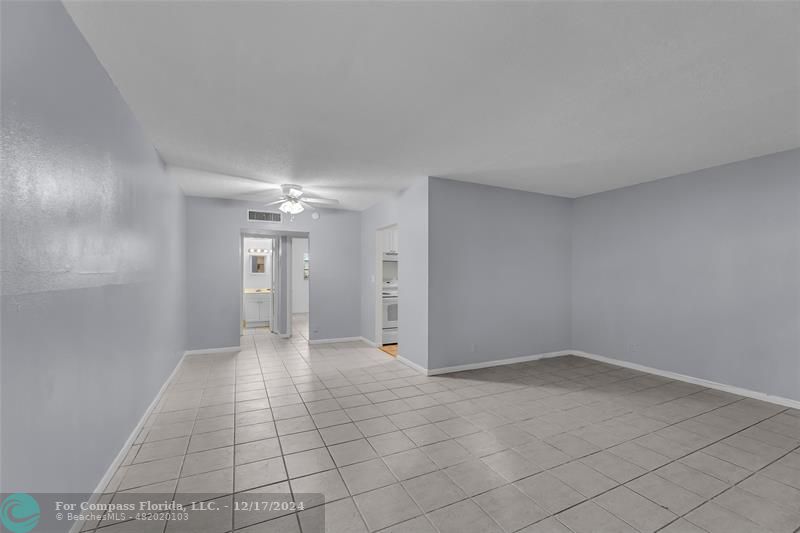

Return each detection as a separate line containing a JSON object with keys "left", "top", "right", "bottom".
{"left": 292, "top": 237, "right": 310, "bottom": 341}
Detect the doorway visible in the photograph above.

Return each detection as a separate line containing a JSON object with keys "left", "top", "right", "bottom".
{"left": 291, "top": 237, "right": 310, "bottom": 341}
{"left": 242, "top": 237, "right": 274, "bottom": 334}
{"left": 240, "top": 230, "right": 309, "bottom": 340}
{"left": 375, "top": 225, "right": 399, "bottom": 356}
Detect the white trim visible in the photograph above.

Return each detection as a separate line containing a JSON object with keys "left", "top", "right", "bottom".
{"left": 375, "top": 229, "right": 384, "bottom": 352}
{"left": 72, "top": 350, "right": 188, "bottom": 532}
{"left": 184, "top": 346, "right": 241, "bottom": 355}
{"left": 360, "top": 336, "right": 380, "bottom": 348}
{"left": 396, "top": 355, "right": 429, "bottom": 375}
{"left": 308, "top": 336, "right": 367, "bottom": 345}
{"left": 426, "top": 350, "right": 573, "bottom": 376}
{"left": 397, "top": 348, "right": 800, "bottom": 409}
{"left": 573, "top": 351, "right": 800, "bottom": 410}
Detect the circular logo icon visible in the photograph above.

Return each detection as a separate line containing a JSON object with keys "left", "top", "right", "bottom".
{"left": 0, "top": 493, "right": 40, "bottom": 533}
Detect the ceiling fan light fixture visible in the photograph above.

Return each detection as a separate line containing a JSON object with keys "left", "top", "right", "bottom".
{"left": 279, "top": 198, "right": 304, "bottom": 214}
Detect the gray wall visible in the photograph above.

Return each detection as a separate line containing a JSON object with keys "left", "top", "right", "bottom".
{"left": 572, "top": 149, "right": 800, "bottom": 401}
{"left": 427, "top": 178, "right": 573, "bottom": 370}
{"left": 397, "top": 178, "right": 430, "bottom": 368}
{"left": 359, "top": 196, "right": 400, "bottom": 343}
{"left": 1, "top": 0, "right": 186, "bottom": 492}
{"left": 185, "top": 197, "right": 361, "bottom": 349}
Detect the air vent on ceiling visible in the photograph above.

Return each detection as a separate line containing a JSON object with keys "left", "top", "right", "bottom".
{"left": 248, "top": 210, "right": 282, "bottom": 223}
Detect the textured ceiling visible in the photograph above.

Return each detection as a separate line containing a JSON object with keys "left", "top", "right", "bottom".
{"left": 65, "top": 1, "right": 800, "bottom": 210}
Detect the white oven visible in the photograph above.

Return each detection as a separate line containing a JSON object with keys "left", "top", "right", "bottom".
{"left": 382, "top": 296, "right": 398, "bottom": 329}
{"left": 382, "top": 327, "right": 398, "bottom": 344}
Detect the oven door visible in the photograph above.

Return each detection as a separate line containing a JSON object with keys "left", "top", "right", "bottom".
{"left": 382, "top": 297, "right": 398, "bottom": 329}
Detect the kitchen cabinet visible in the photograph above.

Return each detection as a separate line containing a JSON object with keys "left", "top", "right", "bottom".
{"left": 244, "top": 292, "right": 272, "bottom": 325}
{"left": 382, "top": 227, "right": 399, "bottom": 255}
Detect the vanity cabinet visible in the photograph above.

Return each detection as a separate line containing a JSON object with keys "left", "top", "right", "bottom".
{"left": 244, "top": 292, "right": 272, "bottom": 325}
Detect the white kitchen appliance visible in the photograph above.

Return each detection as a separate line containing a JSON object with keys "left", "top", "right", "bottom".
{"left": 382, "top": 295, "right": 398, "bottom": 329}
{"left": 382, "top": 279, "right": 398, "bottom": 344}
{"left": 382, "top": 327, "right": 398, "bottom": 344}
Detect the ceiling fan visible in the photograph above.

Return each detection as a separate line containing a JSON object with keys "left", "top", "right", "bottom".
{"left": 262, "top": 184, "right": 339, "bottom": 215}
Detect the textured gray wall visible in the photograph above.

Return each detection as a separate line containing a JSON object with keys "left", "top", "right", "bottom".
{"left": 427, "top": 178, "right": 573, "bottom": 370}
{"left": 185, "top": 197, "right": 361, "bottom": 349}
{"left": 1, "top": 1, "right": 186, "bottom": 492}
{"left": 572, "top": 149, "right": 800, "bottom": 401}
{"left": 397, "top": 178, "right": 430, "bottom": 368}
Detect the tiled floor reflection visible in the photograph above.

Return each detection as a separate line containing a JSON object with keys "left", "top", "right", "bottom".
{"left": 88, "top": 330, "right": 800, "bottom": 533}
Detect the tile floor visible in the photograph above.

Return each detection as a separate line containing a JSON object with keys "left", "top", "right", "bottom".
{"left": 244, "top": 313, "right": 310, "bottom": 340}
{"left": 87, "top": 330, "right": 800, "bottom": 533}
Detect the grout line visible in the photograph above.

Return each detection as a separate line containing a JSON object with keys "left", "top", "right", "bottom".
{"left": 254, "top": 348, "right": 669, "bottom": 526}
{"left": 295, "top": 342, "right": 373, "bottom": 532}
{"left": 265, "top": 351, "right": 795, "bottom": 531}
{"left": 93, "top": 333, "right": 800, "bottom": 533}
{"left": 514, "top": 402, "right": 793, "bottom": 533}
{"left": 231, "top": 343, "right": 718, "bottom": 531}
{"left": 89, "top": 357, "right": 208, "bottom": 532}
{"left": 231, "top": 351, "right": 238, "bottom": 533}
{"left": 252, "top": 331, "right": 309, "bottom": 533}
{"left": 574, "top": 404, "right": 795, "bottom": 532}
{"left": 655, "top": 435, "right": 800, "bottom": 531}
{"left": 463, "top": 391, "right": 790, "bottom": 530}
{"left": 164, "top": 359, "right": 213, "bottom": 533}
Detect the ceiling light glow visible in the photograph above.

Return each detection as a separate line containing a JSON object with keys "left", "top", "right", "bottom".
{"left": 279, "top": 199, "right": 304, "bottom": 214}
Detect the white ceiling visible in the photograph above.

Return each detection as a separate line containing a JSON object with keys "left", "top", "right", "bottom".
{"left": 65, "top": 1, "right": 800, "bottom": 210}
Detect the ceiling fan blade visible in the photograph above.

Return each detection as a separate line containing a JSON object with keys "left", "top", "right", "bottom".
{"left": 263, "top": 198, "right": 286, "bottom": 206}
{"left": 301, "top": 196, "right": 340, "bottom": 206}
{"left": 234, "top": 190, "right": 283, "bottom": 201}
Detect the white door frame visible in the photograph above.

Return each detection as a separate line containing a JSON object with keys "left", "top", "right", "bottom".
{"left": 241, "top": 234, "right": 274, "bottom": 335}
{"left": 374, "top": 224, "right": 398, "bottom": 346}
{"left": 272, "top": 235, "right": 293, "bottom": 338}
{"left": 240, "top": 229, "right": 308, "bottom": 337}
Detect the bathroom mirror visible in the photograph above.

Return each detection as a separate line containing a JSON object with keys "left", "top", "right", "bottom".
{"left": 250, "top": 255, "right": 266, "bottom": 274}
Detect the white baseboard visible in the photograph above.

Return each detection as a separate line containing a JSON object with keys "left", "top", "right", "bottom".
{"left": 184, "top": 346, "right": 241, "bottom": 355}
{"left": 573, "top": 351, "right": 800, "bottom": 410}
{"left": 74, "top": 350, "right": 188, "bottom": 532}
{"left": 396, "top": 355, "right": 429, "bottom": 375}
{"left": 360, "top": 337, "right": 380, "bottom": 348}
{"left": 395, "top": 350, "right": 572, "bottom": 376}
{"left": 309, "top": 336, "right": 367, "bottom": 345}
{"left": 396, "top": 348, "right": 800, "bottom": 409}
{"left": 426, "top": 350, "right": 573, "bottom": 376}
{"left": 191, "top": 337, "right": 376, "bottom": 349}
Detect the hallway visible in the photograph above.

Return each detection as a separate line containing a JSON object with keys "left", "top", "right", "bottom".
{"left": 88, "top": 332, "right": 800, "bottom": 533}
